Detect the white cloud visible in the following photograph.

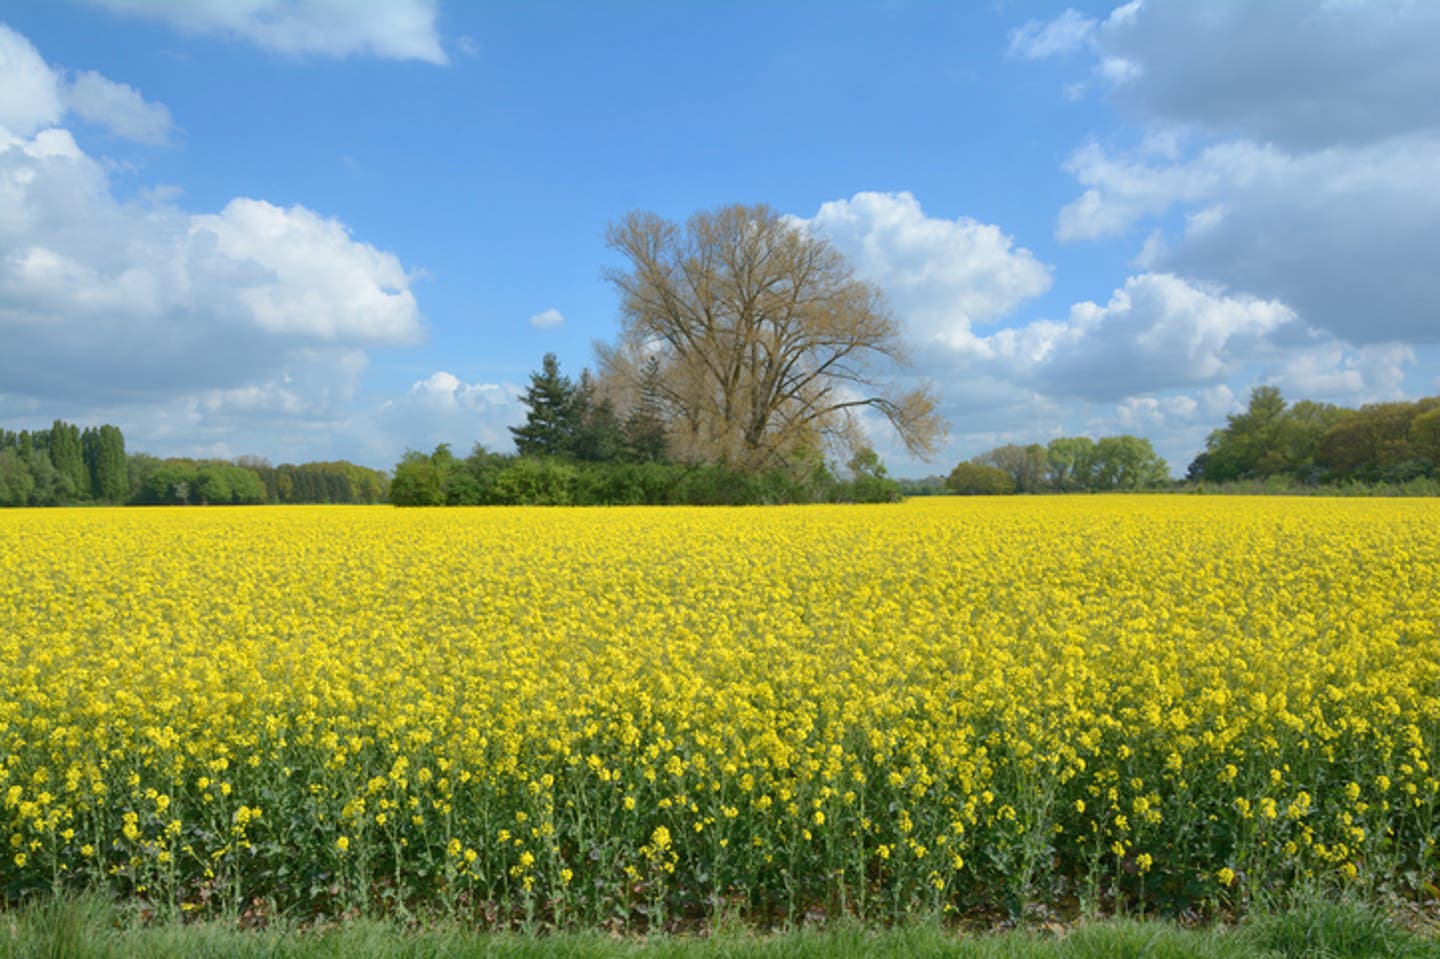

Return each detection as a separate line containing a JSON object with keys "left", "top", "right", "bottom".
{"left": 527, "top": 307, "right": 565, "bottom": 329}
{"left": 63, "top": 70, "right": 174, "bottom": 144}
{"left": 794, "top": 191, "right": 1052, "bottom": 348}
{"left": 0, "top": 25, "right": 64, "bottom": 136}
{"left": 81, "top": 0, "right": 448, "bottom": 64}
{"left": 949, "top": 273, "right": 1295, "bottom": 402}
{"left": 1273, "top": 342, "right": 1413, "bottom": 403}
{"left": 372, "top": 372, "right": 525, "bottom": 457}
{"left": 0, "top": 25, "right": 425, "bottom": 464}
{"left": 192, "top": 198, "right": 422, "bottom": 342}
{"left": 1007, "top": 9, "right": 1096, "bottom": 60}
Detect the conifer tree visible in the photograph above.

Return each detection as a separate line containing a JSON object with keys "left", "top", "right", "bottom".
{"left": 623, "top": 355, "right": 669, "bottom": 463}
{"left": 510, "top": 353, "right": 581, "bottom": 457}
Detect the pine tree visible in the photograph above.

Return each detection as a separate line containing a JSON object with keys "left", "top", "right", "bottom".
{"left": 569, "top": 370, "right": 625, "bottom": 462}
{"left": 623, "top": 355, "right": 669, "bottom": 462}
{"left": 510, "top": 353, "right": 581, "bottom": 457}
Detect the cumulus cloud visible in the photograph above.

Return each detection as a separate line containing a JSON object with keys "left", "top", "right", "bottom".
{"left": 0, "top": 24, "right": 424, "bottom": 461}
{"left": 793, "top": 191, "right": 1053, "bottom": 348}
{"left": 527, "top": 308, "right": 565, "bottom": 330}
{"left": 0, "top": 25, "right": 64, "bottom": 136}
{"left": 370, "top": 372, "right": 525, "bottom": 458}
{"left": 79, "top": 0, "right": 448, "bottom": 64}
{"left": 909, "top": 273, "right": 1293, "bottom": 408}
{"left": 1014, "top": 273, "right": 1294, "bottom": 401}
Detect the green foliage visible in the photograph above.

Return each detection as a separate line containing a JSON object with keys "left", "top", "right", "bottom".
{"left": 389, "top": 448, "right": 449, "bottom": 506}
{"left": 570, "top": 371, "right": 627, "bottom": 463}
{"left": 945, "top": 462, "right": 1015, "bottom": 495}
{"left": 389, "top": 443, "right": 900, "bottom": 507}
{"left": 844, "top": 447, "right": 902, "bottom": 503}
{"left": 46, "top": 419, "right": 87, "bottom": 501}
{"left": 138, "top": 463, "right": 199, "bottom": 505}
{"left": 490, "top": 457, "right": 579, "bottom": 505}
{"left": 82, "top": 424, "right": 130, "bottom": 502}
{"left": 511, "top": 353, "right": 584, "bottom": 458}
{"left": 1317, "top": 397, "right": 1440, "bottom": 481}
{"left": 974, "top": 443, "right": 1048, "bottom": 492}
{"left": 1192, "top": 386, "right": 1440, "bottom": 487}
{"left": 249, "top": 459, "right": 390, "bottom": 504}
{"left": 0, "top": 448, "right": 36, "bottom": 506}
{"left": 5, "top": 891, "right": 1436, "bottom": 957}
{"left": 954, "top": 435, "right": 1168, "bottom": 494}
{"left": 1090, "top": 435, "right": 1169, "bottom": 490}
{"left": 622, "top": 355, "right": 670, "bottom": 463}
{"left": 1045, "top": 436, "right": 1097, "bottom": 491}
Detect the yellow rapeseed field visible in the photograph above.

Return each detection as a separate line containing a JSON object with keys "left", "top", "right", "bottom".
{"left": 2, "top": 497, "right": 1437, "bottom": 924}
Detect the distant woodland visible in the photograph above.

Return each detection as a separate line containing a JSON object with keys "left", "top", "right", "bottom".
{"left": 5, "top": 386, "right": 1439, "bottom": 508}
{"left": 0, "top": 421, "right": 387, "bottom": 507}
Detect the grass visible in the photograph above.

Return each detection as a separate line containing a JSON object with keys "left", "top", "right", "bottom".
{"left": 4, "top": 895, "right": 1437, "bottom": 959}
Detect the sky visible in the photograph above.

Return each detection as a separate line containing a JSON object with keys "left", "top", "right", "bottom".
{"left": 2, "top": 1, "right": 1438, "bottom": 477}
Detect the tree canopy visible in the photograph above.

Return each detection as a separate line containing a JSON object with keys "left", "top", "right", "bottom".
{"left": 599, "top": 203, "right": 945, "bottom": 471}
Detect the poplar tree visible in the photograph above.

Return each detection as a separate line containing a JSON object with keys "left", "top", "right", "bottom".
{"left": 48, "top": 420, "right": 86, "bottom": 501}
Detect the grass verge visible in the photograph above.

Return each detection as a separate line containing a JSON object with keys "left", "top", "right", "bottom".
{"left": 3, "top": 895, "right": 1438, "bottom": 959}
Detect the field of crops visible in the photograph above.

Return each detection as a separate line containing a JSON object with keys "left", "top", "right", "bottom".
{"left": 2, "top": 498, "right": 1438, "bottom": 926}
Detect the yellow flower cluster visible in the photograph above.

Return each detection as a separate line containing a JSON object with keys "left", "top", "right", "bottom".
{"left": 1, "top": 498, "right": 1437, "bottom": 923}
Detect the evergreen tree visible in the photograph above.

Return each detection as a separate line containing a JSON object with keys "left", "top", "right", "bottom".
{"left": 570, "top": 371, "right": 625, "bottom": 462}
{"left": 510, "top": 353, "right": 581, "bottom": 457}
{"left": 623, "top": 355, "right": 669, "bottom": 462}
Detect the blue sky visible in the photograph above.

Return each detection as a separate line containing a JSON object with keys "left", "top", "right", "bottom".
{"left": 2, "top": 1, "right": 1438, "bottom": 476}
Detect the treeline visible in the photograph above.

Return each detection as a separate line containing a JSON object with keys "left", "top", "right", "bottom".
{"left": 392, "top": 354, "right": 902, "bottom": 505}
{"left": 946, "top": 435, "right": 1169, "bottom": 494}
{"left": 0, "top": 421, "right": 388, "bottom": 506}
{"left": 128, "top": 456, "right": 389, "bottom": 505}
{"left": 0, "top": 422, "right": 129, "bottom": 506}
{"left": 1188, "top": 386, "right": 1440, "bottom": 487}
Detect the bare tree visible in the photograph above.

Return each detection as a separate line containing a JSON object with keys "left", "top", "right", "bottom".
{"left": 600, "top": 204, "right": 945, "bottom": 471}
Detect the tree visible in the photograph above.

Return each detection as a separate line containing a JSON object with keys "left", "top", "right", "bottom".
{"left": 975, "top": 443, "right": 1048, "bottom": 493}
{"left": 83, "top": 424, "right": 129, "bottom": 502}
{"left": 845, "top": 447, "right": 901, "bottom": 503}
{"left": 1410, "top": 406, "right": 1440, "bottom": 468}
{"left": 390, "top": 446, "right": 455, "bottom": 506}
{"left": 622, "top": 355, "right": 670, "bottom": 463}
{"left": 0, "top": 449, "right": 35, "bottom": 506}
{"left": 1201, "top": 386, "right": 1287, "bottom": 481}
{"left": 1091, "top": 435, "right": 1169, "bottom": 490}
{"left": 1317, "top": 397, "right": 1440, "bottom": 479}
{"left": 47, "top": 420, "right": 87, "bottom": 502}
{"left": 569, "top": 371, "right": 626, "bottom": 463}
{"left": 946, "top": 461, "right": 1015, "bottom": 495}
{"left": 511, "top": 353, "right": 582, "bottom": 458}
{"left": 1045, "top": 436, "right": 1097, "bottom": 491}
{"left": 601, "top": 203, "right": 944, "bottom": 471}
